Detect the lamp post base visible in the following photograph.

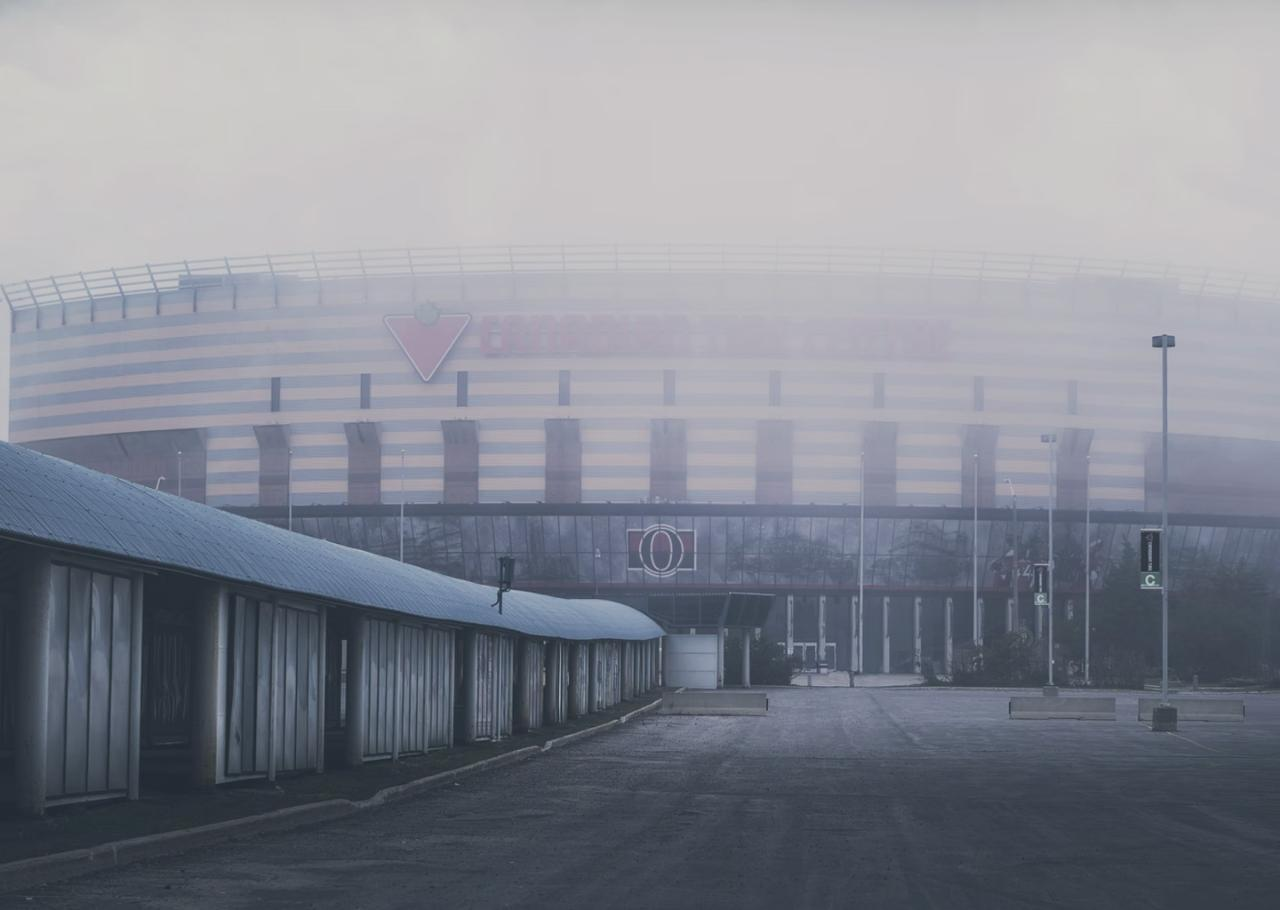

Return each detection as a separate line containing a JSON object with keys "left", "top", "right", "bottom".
{"left": 1151, "top": 705, "right": 1178, "bottom": 732}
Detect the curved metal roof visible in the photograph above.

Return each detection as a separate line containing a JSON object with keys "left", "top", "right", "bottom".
{"left": 0, "top": 442, "right": 662, "bottom": 641}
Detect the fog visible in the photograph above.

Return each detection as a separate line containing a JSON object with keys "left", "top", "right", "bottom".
{"left": 2, "top": 0, "right": 1280, "bottom": 282}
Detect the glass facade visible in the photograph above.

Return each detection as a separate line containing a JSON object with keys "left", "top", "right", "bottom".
{"left": 242, "top": 506, "right": 1280, "bottom": 597}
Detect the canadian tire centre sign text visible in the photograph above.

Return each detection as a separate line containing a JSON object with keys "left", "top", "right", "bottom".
{"left": 478, "top": 314, "right": 949, "bottom": 360}
{"left": 628, "top": 524, "right": 696, "bottom": 578}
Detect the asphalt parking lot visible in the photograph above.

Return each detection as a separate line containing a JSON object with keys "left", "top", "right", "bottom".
{"left": 7, "top": 687, "right": 1280, "bottom": 909}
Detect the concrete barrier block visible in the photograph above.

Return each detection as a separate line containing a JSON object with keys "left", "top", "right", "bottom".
{"left": 1138, "top": 697, "right": 1244, "bottom": 723}
{"left": 660, "top": 690, "right": 769, "bottom": 715}
{"left": 1008, "top": 696, "right": 1116, "bottom": 720}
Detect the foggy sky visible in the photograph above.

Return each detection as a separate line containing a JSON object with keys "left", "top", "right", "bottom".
{"left": 2, "top": 0, "right": 1279, "bottom": 282}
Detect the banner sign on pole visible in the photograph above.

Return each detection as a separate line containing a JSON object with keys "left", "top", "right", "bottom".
{"left": 1140, "top": 528, "right": 1162, "bottom": 590}
{"left": 1032, "top": 563, "right": 1049, "bottom": 607}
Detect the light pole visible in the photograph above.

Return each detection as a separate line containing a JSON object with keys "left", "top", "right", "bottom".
{"left": 1152, "top": 334, "right": 1175, "bottom": 704}
{"left": 177, "top": 449, "right": 183, "bottom": 499}
{"left": 972, "top": 453, "right": 980, "bottom": 647}
{"left": 1041, "top": 433, "right": 1057, "bottom": 686}
{"left": 287, "top": 448, "right": 293, "bottom": 532}
{"left": 855, "top": 449, "right": 865, "bottom": 684}
{"left": 399, "top": 448, "right": 406, "bottom": 562}
{"left": 1005, "top": 478, "right": 1018, "bottom": 630}
{"left": 1084, "top": 453, "right": 1091, "bottom": 686}
{"left": 855, "top": 453, "right": 865, "bottom": 680}
{"left": 154, "top": 475, "right": 166, "bottom": 491}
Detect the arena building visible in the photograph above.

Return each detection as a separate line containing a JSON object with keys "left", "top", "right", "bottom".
{"left": 6, "top": 246, "right": 1280, "bottom": 675}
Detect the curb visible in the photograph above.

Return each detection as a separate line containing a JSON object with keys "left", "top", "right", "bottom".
{"left": 358, "top": 746, "right": 543, "bottom": 808}
{"left": 0, "top": 800, "right": 356, "bottom": 893}
{"left": 541, "top": 697, "right": 661, "bottom": 752}
{"left": 619, "top": 697, "right": 662, "bottom": 725}
{"left": 0, "top": 706, "right": 649, "bottom": 894}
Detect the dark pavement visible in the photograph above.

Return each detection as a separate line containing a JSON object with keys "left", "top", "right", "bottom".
{"left": 8, "top": 688, "right": 1280, "bottom": 909}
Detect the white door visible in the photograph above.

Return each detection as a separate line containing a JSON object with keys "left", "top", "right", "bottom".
{"left": 662, "top": 634, "right": 718, "bottom": 689}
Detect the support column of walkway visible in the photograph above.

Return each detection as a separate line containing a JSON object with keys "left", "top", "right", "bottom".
{"left": 462, "top": 630, "right": 480, "bottom": 744}
{"left": 817, "top": 595, "right": 827, "bottom": 668}
{"left": 190, "top": 583, "right": 228, "bottom": 787}
{"left": 785, "top": 595, "right": 794, "bottom": 658}
{"left": 14, "top": 552, "right": 53, "bottom": 817}
{"left": 944, "top": 596, "right": 954, "bottom": 676}
{"left": 345, "top": 615, "right": 369, "bottom": 765}
{"left": 882, "top": 596, "right": 891, "bottom": 674}
{"left": 912, "top": 597, "right": 922, "bottom": 674}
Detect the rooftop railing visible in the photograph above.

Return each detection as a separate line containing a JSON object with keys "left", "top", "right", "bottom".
{"left": 3, "top": 244, "right": 1276, "bottom": 314}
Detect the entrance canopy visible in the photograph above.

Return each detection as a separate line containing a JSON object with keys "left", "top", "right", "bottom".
{"left": 644, "top": 591, "right": 773, "bottom": 632}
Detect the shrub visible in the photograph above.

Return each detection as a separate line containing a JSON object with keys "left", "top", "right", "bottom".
{"left": 952, "top": 632, "right": 1041, "bottom": 686}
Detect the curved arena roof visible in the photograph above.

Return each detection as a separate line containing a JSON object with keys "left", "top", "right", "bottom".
{"left": 0, "top": 441, "right": 662, "bottom": 641}
{"left": 4, "top": 244, "right": 1280, "bottom": 312}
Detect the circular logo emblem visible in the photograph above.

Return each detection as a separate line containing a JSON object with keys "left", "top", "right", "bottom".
{"left": 636, "top": 524, "right": 686, "bottom": 578}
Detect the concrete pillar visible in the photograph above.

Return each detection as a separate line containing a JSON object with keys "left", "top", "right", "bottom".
{"left": 463, "top": 630, "right": 480, "bottom": 739}
{"left": 716, "top": 626, "right": 726, "bottom": 689}
{"left": 14, "top": 551, "right": 53, "bottom": 817}
{"left": 912, "top": 597, "right": 922, "bottom": 674}
{"left": 741, "top": 630, "right": 752, "bottom": 688}
{"left": 852, "top": 596, "right": 861, "bottom": 674}
{"left": 190, "top": 583, "right": 229, "bottom": 787}
{"left": 1007, "top": 597, "right": 1015, "bottom": 634}
{"left": 345, "top": 615, "right": 368, "bottom": 765}
{"left": 817, "top": 595, "right": 827, "bottom": 668}
{"left": 882, "top": 596, "right": 891, "bottom": 674}
{"left": 785, "top": 595, "right": 794, "bottom": 657}
{"left": 944, "top": 596, "right": 954, "bottom": 676}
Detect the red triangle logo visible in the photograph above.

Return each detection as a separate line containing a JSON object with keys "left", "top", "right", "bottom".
{"left": 384, "top": 313, "right": 471, "bottom": 382}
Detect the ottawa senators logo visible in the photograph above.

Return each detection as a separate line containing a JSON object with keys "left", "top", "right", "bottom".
{"left": 627, "top": 524, "right": 696, "bottom": 577}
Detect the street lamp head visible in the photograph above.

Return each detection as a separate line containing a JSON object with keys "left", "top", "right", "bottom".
{"left": 1040, "top": 433, "right": 1057, "bottom": 444}
{"left": 1151, "top": 334, "right": 1176, "bottom": 348}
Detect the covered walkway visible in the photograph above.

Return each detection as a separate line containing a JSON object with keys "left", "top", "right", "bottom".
{"left": 0, "top": 442, "right": 662, "bottom": 816}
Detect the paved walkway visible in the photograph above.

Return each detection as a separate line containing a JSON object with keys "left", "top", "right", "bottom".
{"left": 10, "top": 689, "right": 1280, "bottom": 909}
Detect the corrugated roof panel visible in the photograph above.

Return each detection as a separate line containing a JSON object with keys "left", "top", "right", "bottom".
{"left": 0, "top": 442, "right": 662, "bottom": 641}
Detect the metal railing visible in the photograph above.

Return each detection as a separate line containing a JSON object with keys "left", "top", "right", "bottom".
{"left": 4, "top": 244, "right": 1277, "bottom": 314}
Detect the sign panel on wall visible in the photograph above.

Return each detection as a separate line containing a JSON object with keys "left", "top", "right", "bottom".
{"left": 627, "top": 524, "right": 696, "bottom": 578}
